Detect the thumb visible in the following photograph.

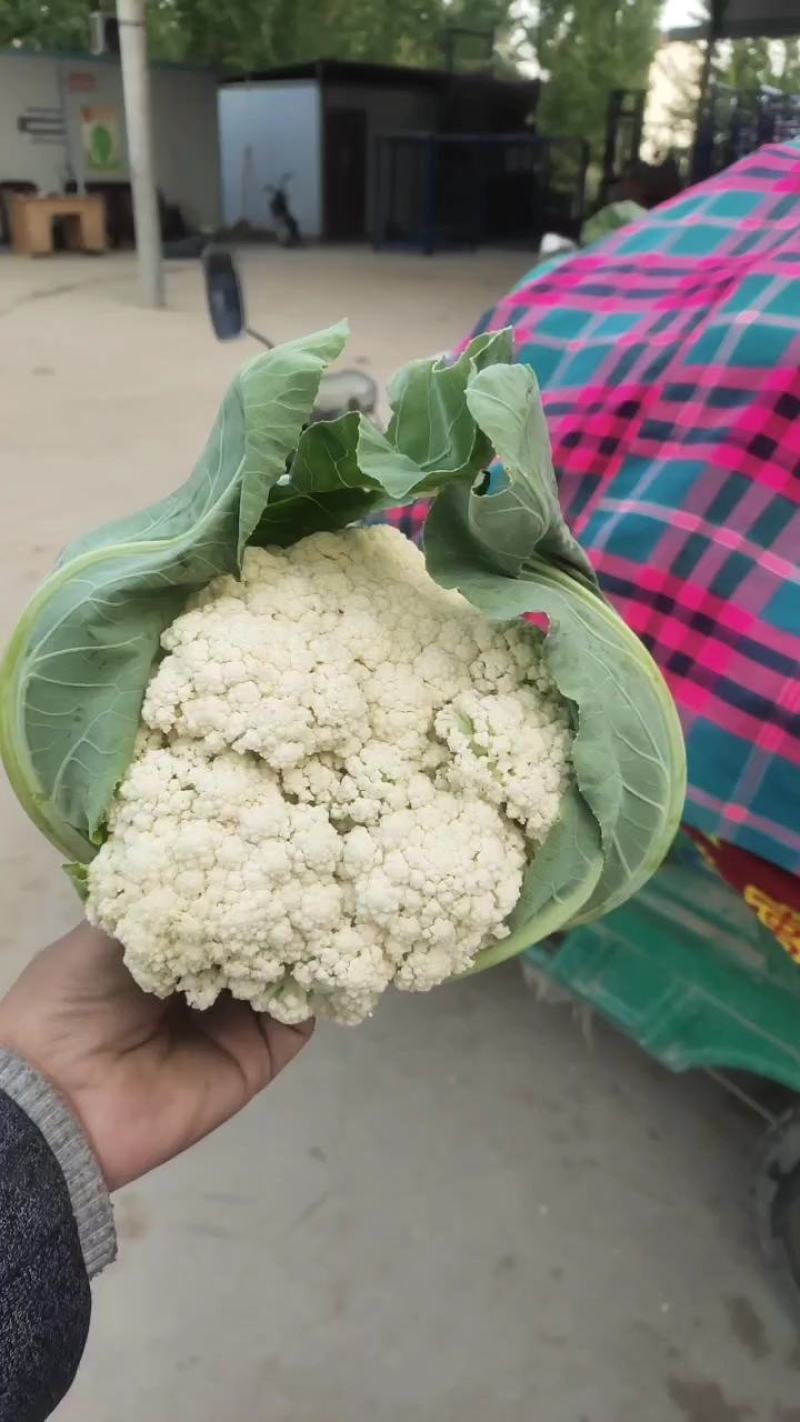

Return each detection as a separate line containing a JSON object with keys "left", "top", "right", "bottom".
{"left": 258, "top": 1014, "right": 315, "bottom": 1079}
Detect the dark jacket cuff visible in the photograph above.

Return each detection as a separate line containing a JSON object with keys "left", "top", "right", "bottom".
{"left": 0, "top": 1051, "right": 116, "bottom": 1279}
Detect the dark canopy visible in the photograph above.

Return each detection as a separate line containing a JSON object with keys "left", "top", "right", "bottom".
{"left": 669, "top": 0, "right": 800, "bottom": 42}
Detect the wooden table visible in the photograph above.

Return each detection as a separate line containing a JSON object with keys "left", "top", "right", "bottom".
{"left": 9, "top": 194, "right": 107, "bottom": 257}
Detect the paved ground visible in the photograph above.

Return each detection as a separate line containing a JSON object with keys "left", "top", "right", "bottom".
{"left": 1, "top": 247, "right": 798, "bottom": 1422}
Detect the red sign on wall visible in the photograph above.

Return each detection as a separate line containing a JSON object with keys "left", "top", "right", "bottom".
{"left": 67, "top": 71, "right": 97, "bottom": 93}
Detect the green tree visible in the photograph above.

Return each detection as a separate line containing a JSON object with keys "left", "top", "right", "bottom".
{"left": 713, "top": 37, "right": 800, "bottom": 96}
{"left": 523, "top": 0, "right": 662, "bottom": 159}
{"left": 0, "top": 0, "right": 518, "bottom": 73}
{"left": 145, "top": 0, "right": 447, "bottom": 70}
{"left": 0, "top": 0, "right": 94, "bottom": 52}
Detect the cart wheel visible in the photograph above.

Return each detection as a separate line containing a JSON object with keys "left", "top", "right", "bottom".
{"left": 754, "top": 1105, "right": 800, "bottom": 1319}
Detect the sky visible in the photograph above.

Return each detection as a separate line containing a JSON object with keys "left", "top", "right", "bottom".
{"left": 661, "top": 0, "right": 703, "bottom": 26}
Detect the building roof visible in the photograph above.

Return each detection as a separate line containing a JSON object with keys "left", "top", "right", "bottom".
{"left": 667, "top": 0, "right": 799, "bottom": 42}
{"left": 0, "top": 44, "right": 216, "bottom": 73}
{"left": 221, "top": 56, "right": 537, "bottom": 97}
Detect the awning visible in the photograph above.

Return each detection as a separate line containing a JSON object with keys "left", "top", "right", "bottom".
{"left": 668, "top": 0, "right": 800, "bottom": 42}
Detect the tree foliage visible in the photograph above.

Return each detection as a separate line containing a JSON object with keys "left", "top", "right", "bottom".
{"left": 712, "top": 38, "right": 800, "bottom": 96}
{"left": 147, "top": 0, "right": 445, "bottom": 70}
{"left": 523, "top": 0, "right": 662, "bottom": 158}
{"left": 0, "top": 0, "right": 93, "bottom": 53}
{"left": 0, "top": 0, "right": 517, "bottom": 72}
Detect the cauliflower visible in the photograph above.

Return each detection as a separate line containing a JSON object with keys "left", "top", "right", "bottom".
{"left": 86, "top": 525, "right": 572, "bottom": 1024}
{"left": 3, "top": 325, "right": 687, "bottom": 1024}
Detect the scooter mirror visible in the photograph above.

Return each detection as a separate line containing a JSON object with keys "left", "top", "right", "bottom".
{"left": 203, "top": 247, "right": 245, "bottom": 341}
{"left": 202, "top": 247, "right": 376, "bottom": 422}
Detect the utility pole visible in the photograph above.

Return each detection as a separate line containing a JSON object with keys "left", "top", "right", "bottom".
{"left": 116, "top": 0, "right": 164, "bottom": 307}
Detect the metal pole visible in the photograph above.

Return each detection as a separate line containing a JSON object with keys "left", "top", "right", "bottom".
{"left": 116, "top": 0, "right": 164, "bottom": 307}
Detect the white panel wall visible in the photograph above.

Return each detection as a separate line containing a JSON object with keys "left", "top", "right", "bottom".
{"left": 0, "top": 52, "right": 221, "bottom": 228}
{"left": 0, "top": 53, "right": 65, "bottom": 193}
{"left": 151, "top": 66, "right": 221, "bottom": 227}
{"left": 218, "top": 81, "right": 322, "bottom": 237}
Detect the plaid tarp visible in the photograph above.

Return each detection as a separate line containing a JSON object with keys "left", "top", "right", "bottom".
{"left": 386, "top": 140, "right": 800, "bottom": 877}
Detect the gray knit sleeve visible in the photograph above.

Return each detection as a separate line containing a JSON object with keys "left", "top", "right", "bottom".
{"left": 0, "top": 1051, "right": 116, "bottom": 1279}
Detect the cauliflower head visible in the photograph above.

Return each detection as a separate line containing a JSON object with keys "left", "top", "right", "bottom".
{"left": 86, "top": 526, "right": 572, "bottom": 1024}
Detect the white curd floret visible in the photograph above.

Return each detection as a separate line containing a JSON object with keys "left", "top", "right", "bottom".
{"left": 86, "top": 526, "right": 572, "bottom": 1024}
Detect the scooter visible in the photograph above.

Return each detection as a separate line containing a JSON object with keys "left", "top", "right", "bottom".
{"left": 202, "top": 246, "right": 378, "bottom": 422}
{"left": 265, "top": 173, "right": 302, "bottom": 248}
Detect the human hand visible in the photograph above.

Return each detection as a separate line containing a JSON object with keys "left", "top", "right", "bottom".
{"left": 0, "top": 923, "right": 313, "bottom": 1190}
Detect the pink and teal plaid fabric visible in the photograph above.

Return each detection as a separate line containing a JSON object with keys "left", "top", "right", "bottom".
{"left": 385, "top": 140, "right": 800, "bottom": 875}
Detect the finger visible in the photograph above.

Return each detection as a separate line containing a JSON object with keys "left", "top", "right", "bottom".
{"left": 187, "top": 995, "right": 270, "bottom": 1093}
{"left": 189, "top": 997, "right": 313, "bottom": 1094}
{"left": 169, "top": 1004, "right": 313, "bottom": 1138}
{"left": 257, "top": 1014, "right": 315, "bottom": 1079}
